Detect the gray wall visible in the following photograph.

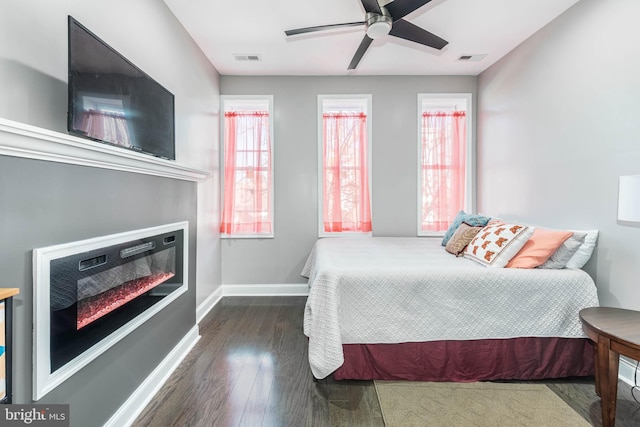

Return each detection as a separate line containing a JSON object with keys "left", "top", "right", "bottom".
{"left": 1, "top": 0, "right": 220, "bottom": 425}
{"left": 477, "top": 0, "right": 640, "bottom": 309}
{"left": 0, "top": 0, "right": 222, "bottom": 310}
{"left": 221, "top": 76, "right": 477, "bottom": 284}
{"left": 0, "top": 157, "right": 197, "bottom": 425}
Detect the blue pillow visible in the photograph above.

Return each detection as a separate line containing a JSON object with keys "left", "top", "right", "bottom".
{"left": 441, "top": 210, "right": 491, "bottom": 246}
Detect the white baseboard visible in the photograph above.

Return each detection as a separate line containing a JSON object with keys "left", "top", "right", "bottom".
{"left": 104, "top": 325, "right": 200, "bottom": 427}
{"left": 619, "top": 356, "right": 639, "bottom": 386}
{"left": 196, "top": 287, "right": 223, "bottom": 324}
{"left": 222, "top": 283, "right": 309, "bottom": 297}
{"left": 194, "top": 284, "right": 309, "bottom": 325}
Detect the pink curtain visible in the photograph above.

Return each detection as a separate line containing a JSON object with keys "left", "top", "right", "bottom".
{"left": 80, "top": 110, "right": 132, "bottom": 147}
{"left": 421, "top": 111, "right": 466, "bottom": 232}
{"left": 322, "top": 112, "right": 372, "bottom": 233}
{"left": 220, "top": 111, "right": 272, "bottom": 235}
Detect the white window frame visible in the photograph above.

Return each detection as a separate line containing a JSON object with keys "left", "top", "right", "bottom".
{"left": 220, "top": 95, "right": 275, "bottom": 239}
{"left": 317, "top": 94, "right": 373, "bottom": 238}
{"left": 417, "top": 93, "right": 474, "bottom": 237}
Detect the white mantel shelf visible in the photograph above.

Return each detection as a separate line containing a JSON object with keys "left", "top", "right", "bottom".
{"left": 0, "top": 118, "right": 209, "bottom": 182}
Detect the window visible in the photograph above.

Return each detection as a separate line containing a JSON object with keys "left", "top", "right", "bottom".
{"left": 417, "top": 94, "right": 473, "bottom": 236}
{"left": 318, "top": 95, "right": 372, "bottom": 236}
{"left": 220, "top": 96, "right": 274, "bottom": 238}
{"left": 80, "top": 96, "right": 132, "bottom": 148}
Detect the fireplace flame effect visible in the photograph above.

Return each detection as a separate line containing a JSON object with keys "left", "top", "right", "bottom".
{"left": 77, "top": 272, "right": 175, "bottom": 330}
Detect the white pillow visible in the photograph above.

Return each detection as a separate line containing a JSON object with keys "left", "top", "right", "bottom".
{"left": 564, "top": 230, "right": 598, "bottom": 269}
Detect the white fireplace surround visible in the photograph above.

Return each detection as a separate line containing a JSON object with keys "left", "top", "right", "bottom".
{"left": 32, "top": 222, "right": 189, "bottom": 400}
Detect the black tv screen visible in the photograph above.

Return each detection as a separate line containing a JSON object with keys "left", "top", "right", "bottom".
{"left": 67, "top": 16, "right": 175, "bottom": 160}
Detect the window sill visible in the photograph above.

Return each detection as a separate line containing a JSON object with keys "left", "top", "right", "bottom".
{"left": 0, "top": 118, "right": 209, "bottom": 182}
{"left": 417, "top": 232, "right": 446, "bottom": 238}
{"left": 221, "top": 234, "right": 274, "bottom": 239}
{"left": 318, "top": 232, "right": 373, "bottom": 238}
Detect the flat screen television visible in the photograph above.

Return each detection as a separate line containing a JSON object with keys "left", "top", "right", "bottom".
{"left": 67, "top": 16, "right": 175, "bottom": 160}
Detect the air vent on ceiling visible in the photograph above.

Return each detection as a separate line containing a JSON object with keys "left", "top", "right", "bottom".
{"left": 457, "top": 54, "right": 487, "bottom": 62}
{"left": 234, "top": 54, "right": 262, "bottom": 62}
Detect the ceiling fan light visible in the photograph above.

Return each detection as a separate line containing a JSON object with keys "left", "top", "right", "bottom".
{"left": 365, "top": 11, "right": 393, "bottom": 39}
{"left": 366, "top": 20, "right": 392, "bottom": 39}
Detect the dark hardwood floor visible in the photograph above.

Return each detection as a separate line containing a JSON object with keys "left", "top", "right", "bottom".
{"left": 133, "top": 296, "right": 640, "bottom": 427}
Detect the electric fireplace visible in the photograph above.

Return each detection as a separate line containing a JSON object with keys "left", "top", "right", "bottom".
{"left": 33, "top": 222, "right": 188, "bottom": 400}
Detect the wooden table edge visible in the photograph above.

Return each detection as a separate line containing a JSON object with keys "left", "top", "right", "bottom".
{"left": 0, "top": 288, "right": 19, "bottom": 300}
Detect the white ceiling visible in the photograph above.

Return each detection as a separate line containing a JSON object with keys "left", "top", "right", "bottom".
{"left": 164, "top": 0, "right": 581, "bottom": 76}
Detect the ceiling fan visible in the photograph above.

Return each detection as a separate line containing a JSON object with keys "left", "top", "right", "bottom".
{"left": 284, "top": 0, "right": 448, "bottom": 70}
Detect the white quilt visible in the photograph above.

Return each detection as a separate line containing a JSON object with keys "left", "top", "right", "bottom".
{"left": 302, "top": 237, "right": 600, "bottom": 379}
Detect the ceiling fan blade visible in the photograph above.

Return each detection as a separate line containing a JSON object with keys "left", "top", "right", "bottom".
{"left": 348, "top": 35, "right": 373, "bottom": 70}
{"left": 360, "top": 0, "right": 382, "bottom": 14}
{"left": 385, "top": 0, "right": 434, "bottom": 20}
{"left": 285, "top": 21, "right": 365, "bottom": 36}
{"left": 389, "top": 19, "right": 448, "bottom": 50}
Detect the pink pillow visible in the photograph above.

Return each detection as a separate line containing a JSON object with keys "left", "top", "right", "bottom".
{"left": 506, "top": 228, "right": 573, "bottom": 268}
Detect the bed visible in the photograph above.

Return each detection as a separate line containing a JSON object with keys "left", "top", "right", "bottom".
{"left": 301, "top": 237, "right": 599, "bottom": 382}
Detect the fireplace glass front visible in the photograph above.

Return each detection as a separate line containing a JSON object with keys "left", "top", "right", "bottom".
{"left": 48, "top": 229, "right": 184, "bottom": 372}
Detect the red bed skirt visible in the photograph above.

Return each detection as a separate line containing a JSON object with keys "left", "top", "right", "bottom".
{"left": 333, "top": 337, "right": 594, "bottom": 382}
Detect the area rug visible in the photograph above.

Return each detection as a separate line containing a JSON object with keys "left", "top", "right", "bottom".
{"left": 374, "top": 381, "right": 590, "bottom": 427}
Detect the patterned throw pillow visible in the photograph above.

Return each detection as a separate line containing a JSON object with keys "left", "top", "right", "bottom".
{"left": 445, "top": 222, "right": 484, "bottom": 256}
{"left": 441, "top": 211, "right": 492, "bottom": 246}
{"left": 463, "top": 223, "right": 534, "bottom": 268}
